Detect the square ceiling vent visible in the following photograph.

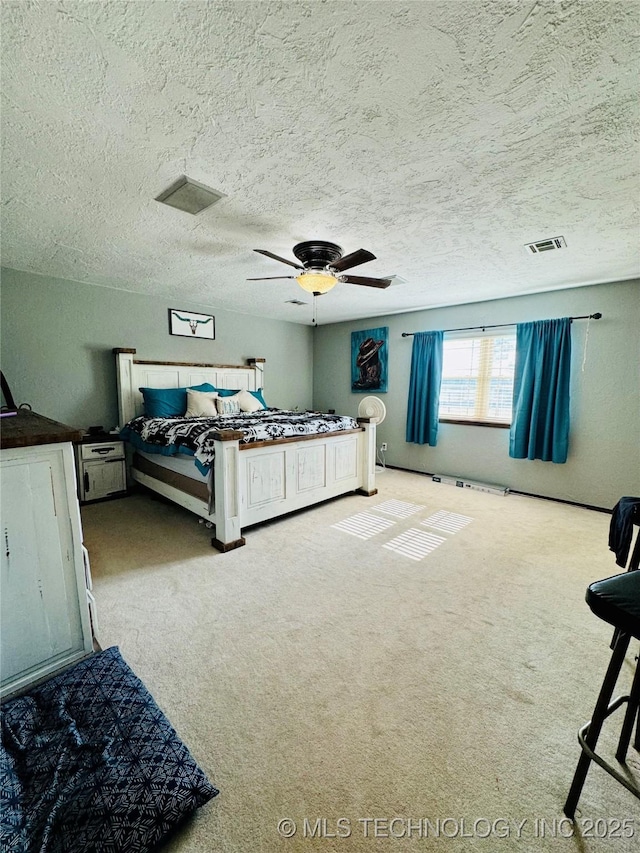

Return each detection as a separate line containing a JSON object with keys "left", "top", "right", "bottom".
{"left": 155, "top": 176, "right": 225, "bottom": 215}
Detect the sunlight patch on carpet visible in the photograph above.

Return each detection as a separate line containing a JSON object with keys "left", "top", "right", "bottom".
{"left": 372, "top": 499, "right": 425, "bottom": 518}
{"left": 382, "top": 528, "right": 446, "bottom": 561}
{"left": 332, "top": 511, "right": 396, "bottom": 540}
{"left": 422, "top": 510, "right": 473, "bottom": 533}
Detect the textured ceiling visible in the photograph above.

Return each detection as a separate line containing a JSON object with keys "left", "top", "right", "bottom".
{"left": 1, "top": 0, "right": 638, "bottom": 325}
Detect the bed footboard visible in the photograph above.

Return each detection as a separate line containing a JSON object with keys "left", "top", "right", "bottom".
{"left": 209, "top": 420, "right": 376, "bottom": 549}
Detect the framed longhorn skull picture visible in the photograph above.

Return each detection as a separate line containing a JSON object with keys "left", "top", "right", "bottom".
{"left": 169, "top": 308, "right": 215, "bottom": 339}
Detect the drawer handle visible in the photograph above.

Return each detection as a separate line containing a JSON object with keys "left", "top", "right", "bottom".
{"left": 91, "top": 447, "right": 115, "bottom": 454}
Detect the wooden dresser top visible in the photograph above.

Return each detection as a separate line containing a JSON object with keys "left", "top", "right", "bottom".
{"left": 1, "top": 410, "right": 83, "bottom": 449}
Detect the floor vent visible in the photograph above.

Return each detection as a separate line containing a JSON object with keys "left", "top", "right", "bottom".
{"left": 331, "top": 511, "right": 396, "bottom": 540}
{"left": 383, "top": 528, "right": 446, "bottom": 561}
{"left": 526, "top": 236, "right": 567, "bottom": 254}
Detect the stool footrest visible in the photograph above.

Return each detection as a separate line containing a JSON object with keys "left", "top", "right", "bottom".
{"left": 577, "top": 695, "right": 640, "bottom": 801}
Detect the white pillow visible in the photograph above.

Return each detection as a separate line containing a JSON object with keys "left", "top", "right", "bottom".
{"left": 237, "top": 389, "right": 264, "bottom": 413}
{"left": 216, "top": 393, "right": 242, "bottom": 415}
{"left": 185, "top": 389, "right": 219, "bottom": 417}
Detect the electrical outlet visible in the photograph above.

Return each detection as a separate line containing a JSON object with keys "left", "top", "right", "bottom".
{"left": 380, "top": 442, "right": 388, "bottom": 451}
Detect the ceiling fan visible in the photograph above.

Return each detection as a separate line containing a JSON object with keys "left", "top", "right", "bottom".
{"left": 248, "top": 240, "right": 392, "bottom": 295}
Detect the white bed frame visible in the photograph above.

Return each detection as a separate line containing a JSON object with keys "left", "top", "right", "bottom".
{"left": 114, "top": 349, "right": 377, "bottom": 550}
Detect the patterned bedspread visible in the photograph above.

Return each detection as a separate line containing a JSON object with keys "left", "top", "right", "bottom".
{"left": 120, "top": 409, "right": 360, "bottom": 472}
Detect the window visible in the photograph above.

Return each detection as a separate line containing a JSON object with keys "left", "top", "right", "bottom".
{"left": 439, "top": 332, "right": 516, "bottom": 426}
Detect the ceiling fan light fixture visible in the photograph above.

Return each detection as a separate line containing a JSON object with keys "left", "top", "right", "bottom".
{"left": 295, "top": 272, "right": 338, "bottom": 294}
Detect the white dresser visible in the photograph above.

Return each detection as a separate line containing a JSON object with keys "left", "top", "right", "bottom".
{"left": 0, "top": 411, "right": 95, "bottom": 698}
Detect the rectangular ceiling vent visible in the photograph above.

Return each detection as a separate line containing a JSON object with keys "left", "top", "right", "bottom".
{"left": 155, "top": 176, "right": 226, "bottom": 215}
{"left": 526, "top": 236, "right": 567, "bottom": 254}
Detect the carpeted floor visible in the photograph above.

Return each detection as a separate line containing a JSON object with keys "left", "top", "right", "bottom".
{"left": 82, "top": 469, "right": 640, "bottom": 851}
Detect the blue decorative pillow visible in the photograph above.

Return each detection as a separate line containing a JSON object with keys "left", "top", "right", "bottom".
{"left": 0, "top": 646, "right": 218, "bottom": 853}
{"left": 140, "top": 383, "right": 216, "bottom": 417}
{"left": 251, "top": 388, "right": 268, "bottom": 408}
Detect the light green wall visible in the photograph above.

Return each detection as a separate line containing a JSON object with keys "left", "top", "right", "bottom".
{"left": 3, "top": 268, "right": 638, "bottom": 508}
{"left": 313, "top": 280, "right": 640, "bottom": 509}
{"left": 0, "top": 267, "right": 313, "bottom": 430}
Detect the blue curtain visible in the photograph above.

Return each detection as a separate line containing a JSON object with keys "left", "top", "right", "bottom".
{"left": 509, "top": 318, "right": 571, "bottom": 463}
{"left": 406, "top": 331, "right": 444, "bottom": 446}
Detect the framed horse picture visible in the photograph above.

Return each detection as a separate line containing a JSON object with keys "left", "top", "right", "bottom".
{"left": 351, "top": 326, "right": 388, "bottom": 393}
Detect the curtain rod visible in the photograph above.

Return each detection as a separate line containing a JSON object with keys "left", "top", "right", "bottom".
{"left": 401, "top": 313, "right": 602, "bottom": 337}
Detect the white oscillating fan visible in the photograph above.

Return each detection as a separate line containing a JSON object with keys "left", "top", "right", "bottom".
{"left": 357, "top": 396, "right": 387, "bottom": 471}
{"left": 357, "top": 395, "right": 387, "bottom": 424}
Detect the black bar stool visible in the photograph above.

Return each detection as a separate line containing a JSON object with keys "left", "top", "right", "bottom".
{"left": 564, "top": 571, "right": 640, "bottom": 819}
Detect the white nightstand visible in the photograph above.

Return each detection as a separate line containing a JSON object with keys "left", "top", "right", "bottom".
{"left": 75, "top": 437, "right": 127, "bottom": 503}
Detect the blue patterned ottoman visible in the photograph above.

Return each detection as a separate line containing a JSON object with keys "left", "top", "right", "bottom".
{"left": 1, "top": 647, "right": 218, "bottom": 852}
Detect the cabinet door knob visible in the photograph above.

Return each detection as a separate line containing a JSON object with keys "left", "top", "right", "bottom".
{"left": 84, "top": 472, "right": 90, "bottom": 493}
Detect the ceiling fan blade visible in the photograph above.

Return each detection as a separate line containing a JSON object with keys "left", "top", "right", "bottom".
{"left": 254, "top": 249, "right": 303, "bottom": 270}
{"left": 247, "top": 276, "right": 296, "bottom": 280}
{"left": 331, "top": 248, "right": 376, "bottom": 272}
{"left": 340, "top": 274, "right": 392, "bottom": 289}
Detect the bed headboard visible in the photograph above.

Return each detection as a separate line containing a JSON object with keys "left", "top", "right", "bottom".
{"left": 113, "top": 348, "right": 265, "bottom": 426}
